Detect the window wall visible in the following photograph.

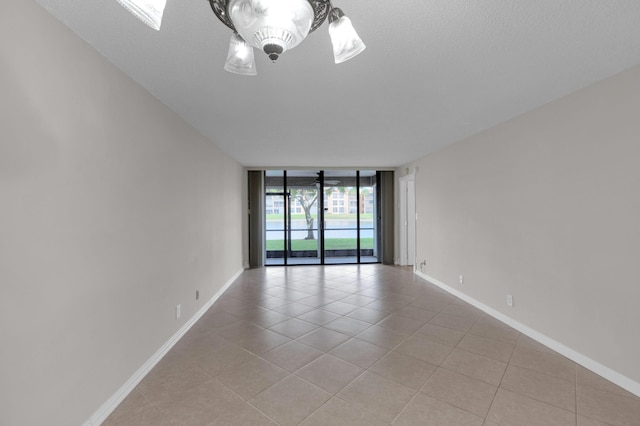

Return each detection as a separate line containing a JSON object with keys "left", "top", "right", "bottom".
{"left": 259, "top": 170, "right": 386, "bottom": 265}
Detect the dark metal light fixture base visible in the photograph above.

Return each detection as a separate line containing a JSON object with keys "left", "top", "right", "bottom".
{"left": 208, "top": 0, "right": 331, "bottom": 34}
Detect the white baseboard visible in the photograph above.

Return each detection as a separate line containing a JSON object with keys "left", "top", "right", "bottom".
{"left": 415, "top": 270, "right": 640, "bottom": 398}
{"left": 83, "top": 267, "right": 245, "bottom": 426}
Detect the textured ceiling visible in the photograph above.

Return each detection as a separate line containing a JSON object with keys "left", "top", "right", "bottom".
{"left": 34, "top": 0, "right": 640, "bottom": 168}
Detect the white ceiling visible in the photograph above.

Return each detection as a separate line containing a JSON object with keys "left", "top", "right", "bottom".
{"left": 35, "top": 0, "right": 640, "bottom": 168}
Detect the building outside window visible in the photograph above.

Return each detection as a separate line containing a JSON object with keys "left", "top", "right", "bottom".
{"left": 331, "top": 191, "right": 345, "bottom": 214}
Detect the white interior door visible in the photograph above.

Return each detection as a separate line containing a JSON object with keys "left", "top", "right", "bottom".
{"left": 407, "top": 179, "right": 416, "bottom": 266}
{"left": 399, "top": 174, "right": 416, "bottom": 266}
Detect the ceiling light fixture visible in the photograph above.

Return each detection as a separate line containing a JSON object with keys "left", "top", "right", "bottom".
{"left": 116, "top": 0, "right": 366, "bottom": 75}
{"left": 116, "top": 0, "right": 167, "bottom": 31}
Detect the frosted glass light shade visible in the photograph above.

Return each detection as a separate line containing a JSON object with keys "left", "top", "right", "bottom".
{"left": 329, "top": 15, "right": 366, "bottom": 64}
{"left": 224, "top": 34, "right": 257, "bottom": 76}
{"left": 116, "top": 0, "right": 167, "bottom": 30}
{"left": 228, "top": 0, "right": 314, "bottom": 61}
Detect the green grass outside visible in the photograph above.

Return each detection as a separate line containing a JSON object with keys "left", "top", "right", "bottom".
{"left": 266, "top": 238, "right": 374, "bottom": 251}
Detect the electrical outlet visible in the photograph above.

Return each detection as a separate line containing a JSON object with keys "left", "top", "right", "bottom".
{"left": 507, "top": 294, "right": 514, "bottom": 307}
{"left": 196, "top": 290, "right": 200, "bottom": 300}
{"left": 459, "top": 275, "right": 464, "bottom": 286}
{"left": 176, "top": 304, "right": 181, "bottom": 319}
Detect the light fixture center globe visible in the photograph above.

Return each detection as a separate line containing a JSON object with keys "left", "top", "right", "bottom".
{"left": 227, "top": 0, "right": 314, "bottom": 60}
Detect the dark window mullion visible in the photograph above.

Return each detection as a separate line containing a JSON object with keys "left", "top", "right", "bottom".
{"left": 283, "top": 170, "right": 288, "bottom": 266}
{"left": 356, "top": 170, "right": 361, "bottom": 264}
{"left": 319, "top": 171, "right": 325, "bottom": 265}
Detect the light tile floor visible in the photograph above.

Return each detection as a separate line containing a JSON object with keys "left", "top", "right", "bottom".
{"left": 103, "top": 265, "right": 640, "bottom": 426}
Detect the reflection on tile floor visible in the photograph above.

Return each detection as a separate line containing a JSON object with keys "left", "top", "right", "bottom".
{"left": 103, "top": 265, "right": 640, "bottom": 426}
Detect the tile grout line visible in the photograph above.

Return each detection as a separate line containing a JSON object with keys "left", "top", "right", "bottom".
{"left": 575, "top": 361, "right": 579, "bottom": 426}
{"left": 482, "top": 328, "right": 521, "bottom": 425}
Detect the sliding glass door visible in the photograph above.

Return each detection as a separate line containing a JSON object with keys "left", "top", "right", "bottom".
{"left": 286, "top": 171, "right": 321, "bottom": 265}
{"left": 359, "top": 171, "right": 378, "bottom": 263}
{"left": 265, "top": 170, "right": 379, "bottom": 265}
{"left": 265, "top": 170, "right": 321, "bottom": 265}
{"left": 265, "top": 171, "right": 286, "bottom": 265}
{"left": 323, "top": 171, "right": 358, "bottom": 264}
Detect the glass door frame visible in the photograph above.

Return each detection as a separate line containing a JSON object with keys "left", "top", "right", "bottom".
{"left": 264, "top": 170, "right": 380, "bottom": 266}
{"left": 321, "top": 170, "right": 364, "bottom": 264}
{"left": 286, "top": 170, "right": 321, "bottom": 265}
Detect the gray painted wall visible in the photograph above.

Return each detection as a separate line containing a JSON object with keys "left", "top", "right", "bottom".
{"left": 401, "top": 65, "right": 640, "bottom": 388}
{"left": 0, "top": 1, "right": 244, "bottom": 424}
